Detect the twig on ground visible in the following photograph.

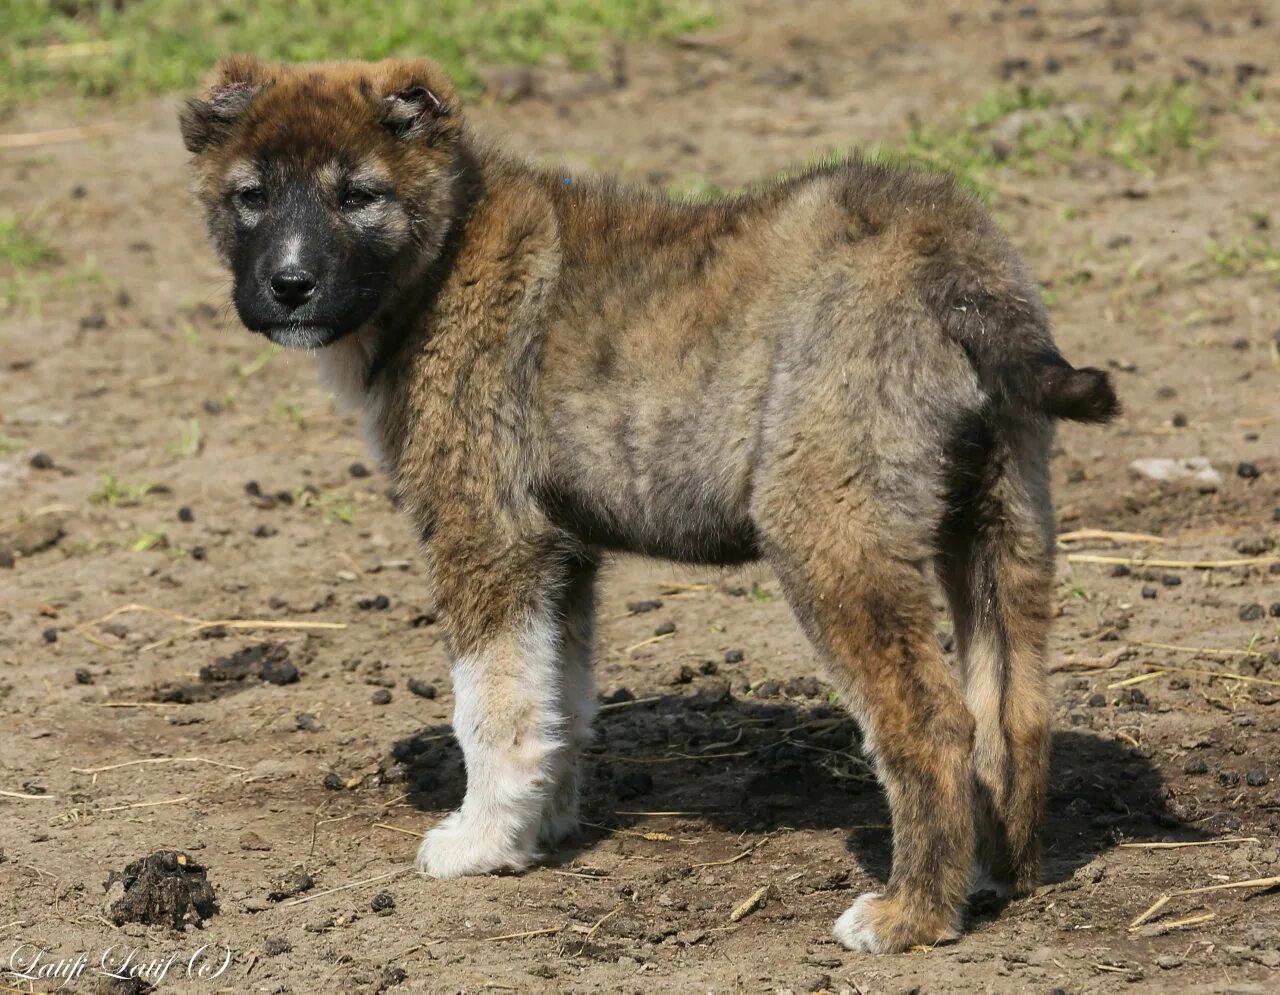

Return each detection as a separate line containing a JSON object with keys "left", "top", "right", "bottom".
{"left": 282, "top": 867, "right": 411, "bottom": 907}
{"left": 1067, "top": 553, "right": 1278, "bottom": 570}
{"left": 0, "top": 789, "right": 55, "bottom": 800}
{"left": 1129, "top": 875, "right": 1280, "bottom": 929}
{"left": 1056, "top": 529, "right": 1167, "bottom": 545}
{"left": 1119, "top": 837, "right": 1259, "bottom": 850}
{"left": 72, "top": 602, "right": 345, "bottom": 653}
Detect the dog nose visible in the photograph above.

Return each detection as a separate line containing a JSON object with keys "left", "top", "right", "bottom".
{"left": 269, "top": 268, "right": 317, "bottom": 308}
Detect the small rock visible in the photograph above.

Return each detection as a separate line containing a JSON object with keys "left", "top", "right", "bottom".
{"left": 359, "top": 594, "right": 391, "bottom": 611}
{"left": 1111, "top": 563, "right": 1131, "bottom": 577}
{"left": 296, "top": 712, "right": 322, "bottom": 732}
{"left": 1239, "top": 603, "right": 1265, "bottom": 622}
{"left": 654, "top": 620, "right": 676, "bottom": 636}
{"left": 267, "top": 870, "right": 314, "bottom": 902}
{"left": 177, "top": 506, "right": 194, "bottom": 523}
{"left": 239, "top": 831, "right": 272, "bottom": 851}
{"left": 263, "top": 937, "right": 291, "bottom": 956}
{"left": 42, "top": 628, "right": 58, "bottom": 644}
{"left": 626, "top": 599, "right": 663, "bottom": 614}
{"left": 29, "top": 451, "right": 54, "bottom": 470}
{"left": 260, "top": 659, "right": 300, "bottom": 685}
{"left": 1183, "top": 755, "right": 1208, "bottom": 775}
{"left": 1087, "top": 692, "right": 1107, "bottom": 708}
{"left": 671, "top": 663, "right": 695, "bottom": 685}
{"left": 1237, "top": 462, "right": 1261, "bottom": 479}
{"left": 371, "top": 891, "right": 396, "bottom": 914}
{"left": 804, "top": 974, "right": 832, "bottom": 993}
{"left": 723, "top": 648, "right": 744, "bottom": 664}
{"left": 756, "top": 680, "right": 781, "bottom": 699}
{"left": 1155, "top": 955, "right": 1184, "bottom": 970}
{"left": 74, "top": 667, "right": 93, "bottom": 685}
{"left": 322, "top": 772, "right": 345, "bottom": 791}
{"left": 407, "top": 678, "right": 437, "bottom": 699}
{"left": 1161, "top": 573, "right": 1181, "bottom": 587}
{"left": 1129, "top": 457, "right": 1220, "bottom": 488}
{"left": 1247, "top": 769, "right": 1269, "bottom": 787}
{"left": 349, "top": 462, "right": 371, "bottom": 478}
{"left": 1141, "top": 586, "right": 1157, "bottom": 599}
{"left": 190, "top": 545, "right": 206, "bottom": 560}
{"left": 371, "top": 688, "right": 392, "bottom": 705}
{"left": 242, "top": 897, "right": 270, "bottom": 913}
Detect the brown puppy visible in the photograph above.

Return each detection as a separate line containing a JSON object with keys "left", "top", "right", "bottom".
{"left": 180, "top": 56, "right": 1117, "bottom": 953}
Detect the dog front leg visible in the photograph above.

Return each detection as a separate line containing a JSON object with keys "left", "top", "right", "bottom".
{"left": 416, "top": 600, "right": 564, "bottom": 878}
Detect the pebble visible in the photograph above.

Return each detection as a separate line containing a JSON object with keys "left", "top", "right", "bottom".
{"left": 1237, "top": 461, "right": 1260, "bottom": 479}
{"left": 371, "top": 891, "right": 396, "bottom": 913}
{"left": 723, "top": 648, "right": 744, "bottom": 664}
{"left": 1160, "top": 573, "right": 1181, "bottom": 586}
{"left": 29, "top": 451, "right": 53, "bottom": 470}
{"left": 1110, "top": 563, "right": 1131, "bottom": 577}
{"left": 191, "top": 545, "right": 206, "bottom": 560}
{"left": 42, "top": 628, "right": 58, "bottom": 644}
{"left": 1141, "top": 586, "right": 1157, "bottom": 599}
{"left": 1270, "top": 603, "right": 1280, "bottom": 618}
{"left": 756, "top": 680, "right": 781, "bottom": 699}
{"left": 260, "top": 659, "right": 299, "bottom": 685}
{"left": 407, "top": 679, "right": 437, "bottom": 699}
{"left": 296, "top": 712, "right": 322, "bottom": 732}
{"left": 359, "top": 594, "right": 391, "bottom": 611}
{"left": 74, "top": 668, "right": 93, "bottom": 685}
{"left": 263, "top": 937, "right": 291, "bottom": 956}
{"left": 322, "top": 772, "right": 344, "bottom": 791}
{"left": 1087, "top": 692, "right": 1107, "bottom": 708}
{"left": 1247, "top": 769, "right": 1269, "bottom": 787}
{"left": 371, "top": 688, "right": 393, "bottom": 705}
{"left": 654, "top": 620, "right": 676, "bottom": 636}
{"left": 177, "top": 506, "right": 194, "bottom": 522}
{"left": 349, "top": 462, "right": 371, "bottom": 478}
{"left": 1183, "top": 755, "right": 1208, "bottom": 775}
{"left": 1239, "top": 603, "right": 1265, "bottom": 622}
{"left": 626, "top": 599, "right": 663, "bottom": 614}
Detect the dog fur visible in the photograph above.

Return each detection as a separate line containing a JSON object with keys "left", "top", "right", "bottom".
{"left": 180, "top": 55, "right": 1118, "bottom": 953}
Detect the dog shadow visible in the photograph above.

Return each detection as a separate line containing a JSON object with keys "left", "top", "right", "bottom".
{"left": 391, "top": 690, "right": 1195, "bottom": 893}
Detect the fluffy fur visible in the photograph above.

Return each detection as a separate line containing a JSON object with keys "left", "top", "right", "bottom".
{"left": 181, "top": 56, "right": 1118, "bottom": 953}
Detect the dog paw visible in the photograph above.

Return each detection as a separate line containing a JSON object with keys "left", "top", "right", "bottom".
{"left": 415, "top": 810, "right": 537, "bottom": 878}
{"left": 833, "top": 892, "right": 959, "bottom": 954}
{"left": 833, "top": 892, "right": 889, "bottom": 953}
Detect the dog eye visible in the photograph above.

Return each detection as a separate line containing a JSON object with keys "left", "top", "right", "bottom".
{"left": 341, "top": 187, "right": 381, "bottom": 210}
{"left": 236, "top": 185, "right": 267, "bottom": 209}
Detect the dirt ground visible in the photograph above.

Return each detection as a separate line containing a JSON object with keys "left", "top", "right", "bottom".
{"left": 2, "top": 1, "right": 1279, "bottom": 992}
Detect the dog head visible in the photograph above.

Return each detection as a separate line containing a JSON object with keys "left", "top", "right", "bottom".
{"left": 181, "top": 56, "right": 466, "bottom": 349}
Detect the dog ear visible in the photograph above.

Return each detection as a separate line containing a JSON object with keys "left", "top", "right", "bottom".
{"left": 180, "top": 55, "right": 273, "bottom": 154}
{"left": 380, "top": 63, "right": 458, "bottom": 144}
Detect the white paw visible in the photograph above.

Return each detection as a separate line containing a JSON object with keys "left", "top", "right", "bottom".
{"left": 833, "top": 892, "right": 886, "bottom": 953}
{"left": 415, "top": 810, "right": 538, "bottom": 878}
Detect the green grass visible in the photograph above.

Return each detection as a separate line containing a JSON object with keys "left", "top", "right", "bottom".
{"left": 1206, "top": 237, "right": 1280, "bottom": 283}
{"left": 0, "top": 0, "right": 716, "bottom": 108}
{"left": 89, "top": 472, "right": 159, "bottom": 507}
{"left": 0, "top": 211, "right": 105, "bottom": 312}
{"left": 0, "top": 213, "right": 59, "bottom": 268}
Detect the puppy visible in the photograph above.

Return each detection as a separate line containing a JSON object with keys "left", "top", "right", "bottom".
{"left": 180, "top": 56, "right": 1117, "bottom": 953}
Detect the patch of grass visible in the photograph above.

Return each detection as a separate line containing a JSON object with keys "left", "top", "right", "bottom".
{"left": 1205, "top": 237, "right": 1280, "bottom": 283}
{"left": 273, "top": 399, "right": 305, "bottom": 431}
{"left": 89, "top": 472, "right": 159, "bottom": 507}
{"left": 0, "top": 212, "right": 103, "bottom": 312}
{"left": 0, "top": 434, "right": 29, "bottom": 454}
{"left": 169, "top": 418, "right": 202, "bottom": 458}
{"left": 0, "top": 213, "right": 59, "bottom": 268}
{"left": 815, "top": 83, "right": 1210, "bottom": 201}
{"left": 0, "top": 0, "right": 716, "bottom": 108}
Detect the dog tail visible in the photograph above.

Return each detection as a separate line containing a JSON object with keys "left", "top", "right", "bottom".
{"left": 932, "top": 283, "right": 1119, "bottom": 425}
